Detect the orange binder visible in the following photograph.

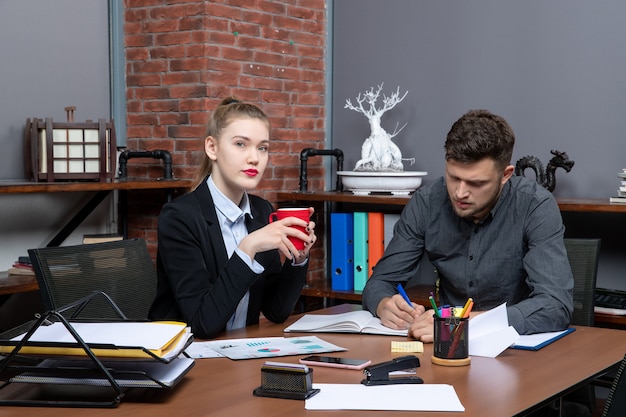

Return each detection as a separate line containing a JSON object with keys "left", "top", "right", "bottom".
{"left": 368, "top": 212, "right": 385, "bottom": 278}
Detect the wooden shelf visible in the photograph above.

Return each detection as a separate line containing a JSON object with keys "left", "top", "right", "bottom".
{"left": 595, "top": 312, "right": 626, "bottom": 329}
{"left": 0, "top": 179, "right": 193, "bottom": 194}
{"left": 0, "top": 178, "right": 194, "bottom": 247}
{"left": 557, "top": 198, "right": 626, "bottom": 213}
{"left": 278, "top": 192, "right": 626, "bottom": 213}
{"left": 0, "top": 272, "right": 38, "bottom": 296}
{"left": 277, "top": 191, "right": 410, "bottom": 206}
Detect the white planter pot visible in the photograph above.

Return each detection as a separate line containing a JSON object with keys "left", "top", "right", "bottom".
{"left": 337, "top": 171, "right": 428, "bottom": 195}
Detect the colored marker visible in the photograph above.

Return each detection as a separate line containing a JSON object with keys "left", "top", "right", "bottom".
{"left": 462, "top": 300, "right": 474, "bottom": 318}
{"left": 460, "top": 298, "right": 474, "bottom": 318}
{"left": 397, "top": 284, "right": 414, "bottom": 309}
{"left": 429, "top": 292, "right": 441, "bottom": 318}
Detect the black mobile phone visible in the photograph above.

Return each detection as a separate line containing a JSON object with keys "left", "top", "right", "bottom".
{"left": 299, "top": 355, "right": 371, "bottom": 370}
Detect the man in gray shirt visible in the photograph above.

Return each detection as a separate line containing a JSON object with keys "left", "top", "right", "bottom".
{"left": 362, "top": 109, "right": 573, "bottom": 343}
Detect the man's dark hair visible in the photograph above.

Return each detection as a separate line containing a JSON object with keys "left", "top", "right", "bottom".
{"left": 444, "top": 109, "right": 515, "bottom": 169}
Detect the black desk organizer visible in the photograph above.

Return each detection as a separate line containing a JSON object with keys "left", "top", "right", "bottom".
{"left": 0, "top": 292, "right": 193, "bottom": 408}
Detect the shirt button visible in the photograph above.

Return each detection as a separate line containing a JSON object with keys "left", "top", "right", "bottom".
{"left": 469, "top": 255, "right": 473, "bottom": 261}
{"left": 474, "top": 228, "right": 479, "bottom": 233}
{"left": 469, "top": 281, "right": 474, "bottom": 287}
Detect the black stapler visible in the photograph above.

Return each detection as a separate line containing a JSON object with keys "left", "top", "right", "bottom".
{"left": 361, "top": 355, "right": 423, "bottom": 386}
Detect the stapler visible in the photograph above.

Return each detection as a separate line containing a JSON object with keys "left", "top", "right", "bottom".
{"left": 361, "top": 355, "right": 423, "bottom": 386}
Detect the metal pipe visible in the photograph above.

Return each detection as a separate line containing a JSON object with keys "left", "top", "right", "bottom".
{"left": 118, "top": 150, "right": 173, "bottom": 179}
{"left": 299, "top": 148, "right": 344, "bottom": 192}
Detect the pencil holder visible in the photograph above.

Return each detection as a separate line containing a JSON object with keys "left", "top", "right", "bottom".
{"left": 431, "top": 315, "right": 470, "bottom": 366}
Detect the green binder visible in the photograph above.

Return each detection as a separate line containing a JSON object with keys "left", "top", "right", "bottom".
{"left": 353, "top": 212, "right": 369, "bottom": 292}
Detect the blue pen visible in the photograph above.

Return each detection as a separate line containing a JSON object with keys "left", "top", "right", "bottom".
{"left": 396, "top": 284, "right": 414, "bottom": 309}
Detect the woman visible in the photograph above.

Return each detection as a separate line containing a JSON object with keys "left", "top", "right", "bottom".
{"left": 149, "top": 98, "right": 316, "bottom": 339}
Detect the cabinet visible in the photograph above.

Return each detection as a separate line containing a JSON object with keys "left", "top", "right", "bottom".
{"left": 277, "top": 191, "right": 626, "bottom": 328}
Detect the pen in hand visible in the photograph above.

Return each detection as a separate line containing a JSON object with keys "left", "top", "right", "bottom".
{"left": 396, "top": 284, "right": 414, "bottom": 309}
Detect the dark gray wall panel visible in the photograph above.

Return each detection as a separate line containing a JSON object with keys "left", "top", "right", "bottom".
{"left": 332, "top": 0, "right": 626, "bottom": 199}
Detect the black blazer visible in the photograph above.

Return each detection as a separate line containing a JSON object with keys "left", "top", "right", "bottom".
{"left": 148, "top": 181, "right": 307, "bottom": 339}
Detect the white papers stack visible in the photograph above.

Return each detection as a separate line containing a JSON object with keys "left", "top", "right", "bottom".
{"left": 305, "top": 383, "right": 464, "bottom": 412}
{"left": 5, "top": 321, "right": 191, "bottom": 361}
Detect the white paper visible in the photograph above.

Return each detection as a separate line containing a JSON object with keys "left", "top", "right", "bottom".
{"left": 305, "top": 383, "right": 464, "bottom": 412}
{"left": 11, "top": 321, "right": 187, "bottom": 351}
{"left": 198, "top": 336, "right": 346, "bottom": 360}
{"left": 183, "top": 342, "right": 224, "bottom": 358}
{"left": 468, "top": 302, "right": 520, "bottom": 357}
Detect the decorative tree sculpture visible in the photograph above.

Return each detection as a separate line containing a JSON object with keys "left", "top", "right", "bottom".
{"left": 344, "top": 84, "right": 412, "bottom": 172}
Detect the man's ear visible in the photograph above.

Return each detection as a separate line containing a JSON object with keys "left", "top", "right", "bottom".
{"left": 204, "top": 136, "right": 218, "bottom": 161}
{"left": 502, "top": 165, "right": 515, "bottom": 184}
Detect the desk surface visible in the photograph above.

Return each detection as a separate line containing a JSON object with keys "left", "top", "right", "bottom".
{"left": 1, "top": 304, "right": 625, "bottom": 416}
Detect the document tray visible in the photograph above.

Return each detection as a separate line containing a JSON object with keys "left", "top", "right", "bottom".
{"left": 0, "top": 296, "right": 193, "bottom": 408}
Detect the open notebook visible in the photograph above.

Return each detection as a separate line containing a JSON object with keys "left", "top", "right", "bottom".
{"left": 284, "top": 310, "right": 407, "bottom": 336}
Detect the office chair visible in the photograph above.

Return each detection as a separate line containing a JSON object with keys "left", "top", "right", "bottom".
{"left": 564, "top": 238, "right": 601, "bottom": 327}
{"left": 560, "top": 238, "right": 601, "bottom": 417}
{"left": 28, "top": 238, "right": 156, "bottom": 320}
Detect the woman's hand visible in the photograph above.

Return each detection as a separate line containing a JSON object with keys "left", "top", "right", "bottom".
{"left": 239, "top": 207, "right": 316, "bottom": 261}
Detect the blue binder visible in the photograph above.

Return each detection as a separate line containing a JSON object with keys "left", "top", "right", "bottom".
{"left": 353, "top": 212, "right": 368, "bottom": 292}
{"left": 330, "top": 212, "right": 354, "bottom": 291}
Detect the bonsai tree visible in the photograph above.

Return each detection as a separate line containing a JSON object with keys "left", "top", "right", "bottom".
{"left": 344, "top": 84, "right": 412, "bottom": 172}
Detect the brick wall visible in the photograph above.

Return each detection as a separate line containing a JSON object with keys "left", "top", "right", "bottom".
{"left": 123, "top": 0, "right": 327, "bottom": 288}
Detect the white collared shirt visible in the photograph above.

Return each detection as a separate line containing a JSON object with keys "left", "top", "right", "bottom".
{"left": 207, "top": 177, "right": 263, "bottom": 330}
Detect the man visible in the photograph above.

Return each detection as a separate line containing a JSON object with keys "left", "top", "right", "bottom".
{"left": 362, "top": 109, "right": 574, "bottom": 343}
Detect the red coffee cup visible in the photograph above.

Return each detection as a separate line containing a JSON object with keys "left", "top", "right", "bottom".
{"left": 268, "top": 208, "right": 310, "bottom": 251}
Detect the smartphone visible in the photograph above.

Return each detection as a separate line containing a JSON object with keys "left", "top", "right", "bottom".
{"left": 299, "top": 355, "right": 371, "bottom": 370}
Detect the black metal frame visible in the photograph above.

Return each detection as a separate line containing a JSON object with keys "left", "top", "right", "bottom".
{"left": 0, "top": 293, "right": 186, "bottom": 408}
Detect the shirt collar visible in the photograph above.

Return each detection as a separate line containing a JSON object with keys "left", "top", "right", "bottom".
{"left": 487, "top": 179, "right": 511, "bottom": 220}
{"left": 207, "top": 176, "right": 253, "bottom": 223}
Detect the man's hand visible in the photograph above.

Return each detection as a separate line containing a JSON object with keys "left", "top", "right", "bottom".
{"left": 410, "top": 309, "right": 482, "bottom": 343}
{"left": 408, "top": 311, "right": 435, "bottom": 343}
{"left": 376, "top": 294, "right": 424, "bottom": 330}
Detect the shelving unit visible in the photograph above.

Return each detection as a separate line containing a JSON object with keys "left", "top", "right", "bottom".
{"left": 0, "top": 179, "right": 193, "bottom": 247}
{"left": 277, "top": 191, "right": 626, "bottom": 328}
{"left": 278, "top": 192, "right": 626, "bottom": 212}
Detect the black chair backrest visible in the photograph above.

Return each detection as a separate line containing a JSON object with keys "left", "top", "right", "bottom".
{"left": 564, "top": 238, "right": 601, "bottom": 327}
{"left": 28, "top": 238, "right": 156, "bottom": 320}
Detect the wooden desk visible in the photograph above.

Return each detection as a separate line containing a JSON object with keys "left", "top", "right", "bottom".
{"left": 1, "top": 304, "right": 625, "bottom": 416}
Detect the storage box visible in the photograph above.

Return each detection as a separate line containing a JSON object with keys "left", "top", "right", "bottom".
{"left": 24, "top": 115, "right": 116, "bottom": 182}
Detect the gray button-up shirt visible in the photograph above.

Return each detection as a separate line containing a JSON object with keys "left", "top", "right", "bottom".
{"left": 362, "top": 175, "right": 573, "bottom": 334}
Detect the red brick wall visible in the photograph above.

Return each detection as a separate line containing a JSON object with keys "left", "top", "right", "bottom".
{"left": 123, "top": 0, "right": 327, "bottom": 287}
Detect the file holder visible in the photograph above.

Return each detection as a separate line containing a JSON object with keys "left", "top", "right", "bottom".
{"left": 0, "top": 293, "right": 193, "bottom": 408}
{"left": 253, "top": 362, "right": 319, "bottom": 400}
